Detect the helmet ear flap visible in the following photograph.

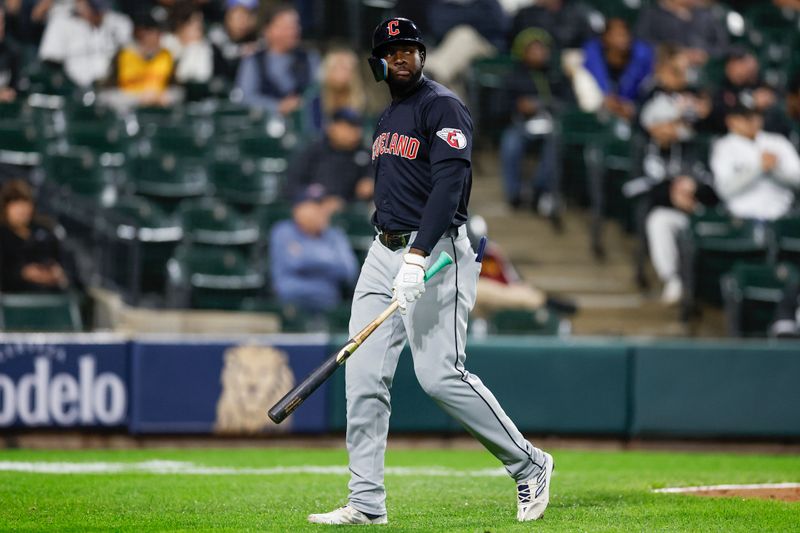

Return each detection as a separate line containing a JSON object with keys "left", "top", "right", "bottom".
{"left": 368, "top": 57, "right": 388, "bottom": 82}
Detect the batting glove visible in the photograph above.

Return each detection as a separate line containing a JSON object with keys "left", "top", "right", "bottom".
{"left": 392, "top": 253, "right": 428, "bottom": 314}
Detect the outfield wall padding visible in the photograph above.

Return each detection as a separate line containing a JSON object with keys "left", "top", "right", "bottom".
{"left": 1, "top": 334, "right": 799, "bottom": 438}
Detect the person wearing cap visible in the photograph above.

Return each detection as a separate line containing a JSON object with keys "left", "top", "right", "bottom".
{"left": 711, "top": 102, "right": 800, "bottom": 221}
{"left": 633, "top": 91, "right": 719, "bottom": 304}
{"left": 309, "top": 17, "right": 554, "bottom": 526}
{"left": 38, "top": 0, "right": 132, "bottom": 87}
{"left": 269, "top": 184, "right": 358, "bottom": 314}
{"left": 286, "top": 108, "right": 373, "bottom": 205}
{"left": 234, "top": 3, "right": 319, "bottom": 115}
{"left": 103, "top": 10, "right": 178, "bottom": 109}
{"left": 500, "top": 27, "right": 571, "bottom": 222}
{"left": 207, "top": 0, "right": 258, "bottom": 84}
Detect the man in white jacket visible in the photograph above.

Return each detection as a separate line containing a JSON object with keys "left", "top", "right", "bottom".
{"left": 711, "top": 103, "right": 800, "bottom": 221}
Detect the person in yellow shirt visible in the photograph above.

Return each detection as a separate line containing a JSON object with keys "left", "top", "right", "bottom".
{"left": 103, "top": 11, "right": 180, "bottom": 110}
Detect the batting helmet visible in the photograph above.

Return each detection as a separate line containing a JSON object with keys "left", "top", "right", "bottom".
{"left": 371, "top": 17, "right": 426, "bottom": 58}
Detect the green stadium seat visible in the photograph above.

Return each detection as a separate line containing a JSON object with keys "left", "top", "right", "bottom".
{"left": 211, "top": 157, "right": 283, "bottom": 206}
{"left": 489, "top": 308, "right": 565, "bottom": 336}
{"left": 43, "top": 148, "right": 117, "bottom": 206}
{"left": 66, "top": 122, "right": 130, "bottom": 161}
{"left": 177, "top": 197, "right": 260, "bottom": 247}
{"left": 166, "top": 244, "right": 265, "bottom": 310}
{"left": 465, "top": 55, "right": 516, "bottom": 143}
{"left": 0, "top": 120, "right": 41, "bottom": 165}
{"left": 212, "top": 103, "right": 267, "bottom": 135}
{"left": 253, "top": 201, "right": 293, "bottom": 240}
{"left": 332, "top": 205, "right": 375, "bottom": 252}
{"left": 721, "top": 262, "right": 800, "bottom": 337}
{"left": 0, "top": 292, "right": 82, "bottom": 332}
{"left": 136, "top": 105, "right": 180, "bottom": 126}
{"left": 680, "top": 210, "right": 772, "bottom": 306}
{"left": 144, "top": 123, "right": 212, "bottom": 158}
{"left": 107, "top": 196, "right": 183, "bottom": 295}
{"left": 21, "top": 62, "right": 76, "bottom": 96}
{"left": 129, "top": 153, "right": 209, "bottom": 201}
{"left": 773, "top": 216, "right": 800, "bottom": 266}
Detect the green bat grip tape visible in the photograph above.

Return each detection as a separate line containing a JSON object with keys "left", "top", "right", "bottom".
{"left": 424, "top": 251, "right": 454, "bottom": 282}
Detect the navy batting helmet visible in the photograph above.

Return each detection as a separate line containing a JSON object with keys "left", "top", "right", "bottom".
{"left": 371, "top": 17, "right": 426, "bottom": 58}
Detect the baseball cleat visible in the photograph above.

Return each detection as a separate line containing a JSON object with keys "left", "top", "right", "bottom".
{"left": 308, "top": 505, "right": 388, "bottom": 525}
{"left": 516, "top": 452, "right": 555, "bottom": 522}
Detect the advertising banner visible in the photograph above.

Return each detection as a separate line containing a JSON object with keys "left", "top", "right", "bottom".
{"left": 0, "top": 335, "right": 129, "bottom": 429}
{"left": 130, "top": 337, "right": 331, "bottom": 434}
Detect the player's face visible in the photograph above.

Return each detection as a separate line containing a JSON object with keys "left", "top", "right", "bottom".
{"left": 382, "top": 43, "right": 423, "bottom": 86}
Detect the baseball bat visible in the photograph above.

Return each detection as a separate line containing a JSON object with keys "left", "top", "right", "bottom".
{"left": 267, "top": 251, "right": 454, "bottom": 424}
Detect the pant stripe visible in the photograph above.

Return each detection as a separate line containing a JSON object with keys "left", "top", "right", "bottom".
{"left": 448, "top": 237, "right": 542, "bottom": 472}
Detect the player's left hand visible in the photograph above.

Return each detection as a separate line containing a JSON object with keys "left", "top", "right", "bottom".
{"left": 392, "top": 253, "right": 428, "bottom": 314}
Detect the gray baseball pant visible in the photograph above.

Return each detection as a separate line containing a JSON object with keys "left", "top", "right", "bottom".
{"left": 345, "top": 226, "right": 546, "bottom": 516}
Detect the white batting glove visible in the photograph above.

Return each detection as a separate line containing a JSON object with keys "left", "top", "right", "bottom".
{"left": 392, "top": 253, "right": 428, "bottom": 314}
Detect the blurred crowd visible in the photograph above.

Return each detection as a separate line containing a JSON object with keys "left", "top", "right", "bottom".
{"left": 0, "top": 0, "right": 798, "bottom": 336}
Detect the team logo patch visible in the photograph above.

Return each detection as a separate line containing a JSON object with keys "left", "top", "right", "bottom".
{"left": 436, "top": 128, "right": 467, "bottom": 150}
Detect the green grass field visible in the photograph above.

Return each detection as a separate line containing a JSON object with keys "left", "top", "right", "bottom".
{"left": 0, "top": 447, "right": 798, "bottom": 532}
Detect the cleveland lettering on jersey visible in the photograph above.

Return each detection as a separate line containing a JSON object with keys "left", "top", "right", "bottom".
{"left": 371, "top": 132, "right": 420, "bottom": 161}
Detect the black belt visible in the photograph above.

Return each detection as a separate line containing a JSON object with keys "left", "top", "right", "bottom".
{"left": 377, "top": 226, "right": 460, "bottom": 251}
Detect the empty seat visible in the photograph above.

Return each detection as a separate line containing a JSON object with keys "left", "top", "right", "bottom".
{"left": 178, "top": 197, "right": 260, "bottom": 247}
{"left": 129, "top": 153, "right": 209, "bottom": 201}
{"left": 0, "top": 120, "right": 41, "bottom": 165}
{"left": 773, "top": 216, "right": 800, "bottom": 266}
{"left": 489, "top": 308, "right": 565, "bottom": 336}
{"left": 0, "top": 292, "right": 82, "bottom": 332}
{"left": 211, "top": 157, "right": 282, "bottom": 206}
{"left": 43, "top": 148, "right": 117, "bottom": 206}
{"left": 681, "top": 210, "right": 772, "bottom": 306}
{"left": 166, "top": 244, "right": 265, "bottom": 310}
{"left": 721, "top": 262, "right": 800, "bottom": 337}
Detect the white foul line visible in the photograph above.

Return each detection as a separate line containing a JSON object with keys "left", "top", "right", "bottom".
{"left": 654, "top": 483, "right": 800, "bottom": 494}
{"left": 0, "top": 460, "right": 508, "bottom": 477}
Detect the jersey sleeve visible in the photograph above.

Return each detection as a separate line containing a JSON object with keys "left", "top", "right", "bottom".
{"left": 425, "top": 96, "right": 473, "bottom": 166}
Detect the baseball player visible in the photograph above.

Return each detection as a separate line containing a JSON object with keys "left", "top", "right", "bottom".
{"left": 308, "top": 18, "right": 554, "bottom": 525}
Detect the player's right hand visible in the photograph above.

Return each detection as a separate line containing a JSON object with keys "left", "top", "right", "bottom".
{"left": 392, "top": 253, "right": 427, "bottom": 314}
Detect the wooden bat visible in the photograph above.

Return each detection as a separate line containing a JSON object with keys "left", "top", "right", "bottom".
{"left": 267, "top": 251, "right": 454, "bottom": 424}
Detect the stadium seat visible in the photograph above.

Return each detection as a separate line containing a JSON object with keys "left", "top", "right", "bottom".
{"left": 129, "top": 153, "right": 209, "bottom": 204}
{"left": 177, "top": 197, "right": 260, "bottom": 248}
{"left": 66, "top": 122, "right": 130, "bottom": 161}
{"left": 773, "top": 216, "right": 800, "bottom": 266}
{"left": 43, "top": 148, "right": 117, "bottom": 206}
{"left": 721, "top": 262, "right": 799, "bottom": 337}
{"left": 166, "top": 244, "right": 266, "bottom": 310}
{"left": 464, "top": 55, "right": 516, "bottom": 143}
{"left": 0, "top": 120, "right": 42, "bottom": 165}
{"left": 212, "top": 102, "right": 267, "bottom": 136}
{"left": 680, "top": 210, "right": 772, "bottom": 307}
{"left": 557, "top": 107, "right": 608, "bottom": 206}
{"left": 332, "top": 205, "right": 375, "bottom": 252}
{"left": 253, "top": 201, "right": 293, "bottom": 240}
{"left": 0, "top": 292, "right": 82, "bottom": 332}
{"left": 107, "top": 196, "right": 184, "bottom": 296}
{"left": 211, "top": 157, "right": 283, "bottom": 207}
{"left": 489, "top": 308, "right": 565, "bottom": 335}
{"left": 143, "top": 123, "right": 212, "bottom": 158}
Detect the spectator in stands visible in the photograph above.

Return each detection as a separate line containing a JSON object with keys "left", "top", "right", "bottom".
{"left": 162, "top": 3, "right": 216, "bottom": 85}
{"left": 638, "top": 45, "right": 711, "bottom": 133}
{"left": 0, "top": 5, "right": 20, "bottom": 102}
{"left": 234, "top": 4, "right": 319, "bottom": 116}
{"left": 304, "top": 48, "right": 366, "bottom": 137}
{"left": 0, "top": 179, "right": 68, "bottom": 293}
{"left": 269, "top": 184, "right": 358, "bottom": 314}
{"left": 579, "top": 17, "right": 653, "bottom": 120}
{"left": 103, "top": 11, "right": 179, "bottom": 110}
{"left": 286, "top": 108, "right": 373, "bottom": 206}
{"left": 499, "top": 28, "right": 571, "bottom": 221}
{"left": 635, "top": 93, "right": 719, "bottom": 304}
{"left": 510, "top": 0, "right": 597, "bottom": 52}
{"left": 702, "top": 47, "right": 779, "bottom": 134}
{"left": 423, "top": 0, "right": 508, "bottom": 95}
{"left": 38, "top": 0, "right": 132, "bottom": 88}
{"left": 711, "top": 102, "right": 800, "bottom": 221}
{"left": 208, "top": 0, "right": 258, "bottom": 84}
{"left": 634, "top": 0, "right": 728, "bottom": 66}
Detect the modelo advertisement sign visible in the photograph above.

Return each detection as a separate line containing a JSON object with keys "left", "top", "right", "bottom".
{"left": 130, "top": 337, "right": 331, "bottom": 434}
{"left": 0, "top": 338, "right": 129, "bottom": 428}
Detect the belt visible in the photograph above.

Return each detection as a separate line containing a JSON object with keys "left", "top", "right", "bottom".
{"left": 376, "top": 226, "right": 460, "bottom": 252}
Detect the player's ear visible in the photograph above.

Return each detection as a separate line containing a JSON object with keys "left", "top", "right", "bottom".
{"left": 419, "top": 49, "right": 426, "bottom": 68}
